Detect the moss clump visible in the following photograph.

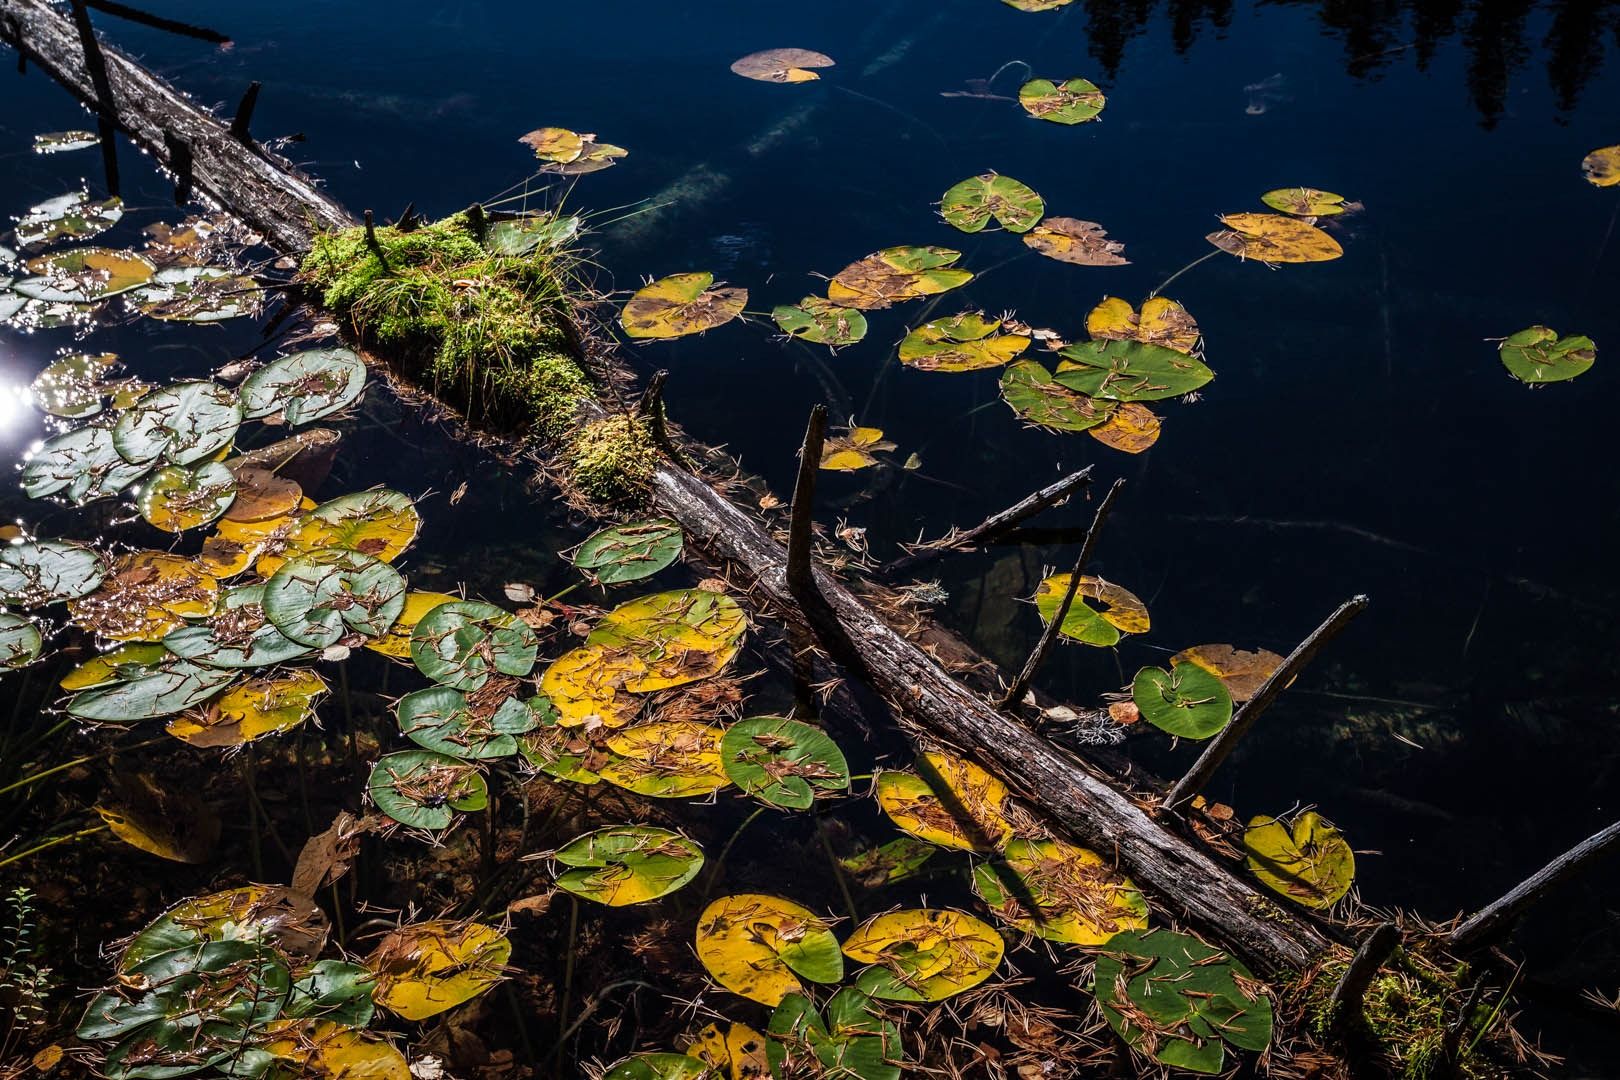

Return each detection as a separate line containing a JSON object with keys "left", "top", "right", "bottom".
{"left": 1304, "top": 954, "right": 1487, "bottom": 1079}
{"left": 299, "top": 210, "right": 589, "bottom": 439}
{"left": 569, "top": 414, "right": 658, "bottom": 504}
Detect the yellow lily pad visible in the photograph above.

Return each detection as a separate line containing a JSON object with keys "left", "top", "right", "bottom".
{"left": 621, "top": 272, "right": 747, "bottom": 340}
{"left": 820, "top": 426, "right": 896, "bottom": 471}
{"left": 1242, "top": 812, "right": 1354, "bottom": 910}
{"left": 695, "top": 894, "right": 844, "bottom": 1005}
{"left": 587, "top": 589, "right": 747, "bottom": 692}
{"left": 972, "top": 837, "right": 1149, "bottom": 944}
{"left": 875, "top": 752, "right": 1013, "bottom": 852}
{"left": 842, "top": 908, "right": 1003, "bottom": 1001}
{"left": 1584, "top": 145, "right": 1620, "bottom": 187}
{"left": 1087, "top": 401, "right": 1161, "bottom": 454}
{"left": 686, "top": 1021, "right": 771, "bottom": 1080}
{"left": 370, "top": 920, "right": 511, "bottom": 1021}
{"left": 262, "top": 1019, "right": 410, "bottom": 1080}
{"left": 166, "top": 669, "right": 327, "bottom": 748}
{"left": 1022, "top": 218, "right": 1128, "bottom": 265}
{"left": 96, "top": 775, "right": 219, "bottom": 864}
{"left": 1033, "top": 574, "right": 1149, "bottom": 645}
{"left": 1085, "top": 296, "right": 1199, "bottom": 354}
{"left": 69, "top": 551, "right": 219, "bottom": 641}
{"left": 1168, "top": 644, "right": 1285, "bottom": 703}
{"left": 540, "top": 643, "right": 647, "bottom": 728}
{"left": 1207, "top": 212, "right": 1343, "bottom": 263}
{"left": 598, "top": 720, "right": 729, "bottom": 798}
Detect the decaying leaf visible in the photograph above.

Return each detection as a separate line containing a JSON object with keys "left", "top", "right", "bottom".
{"left": 1088, "top": 401, "right": 1161, "bottom": 453}
{"left": 1085, "top": 296, "right": 1199, "bottom": 354}
{"left": 621, "top": 273, "right": 747, "bottom": 340}
{"left": 369, "top": 920, "right": 510, "bottom": 1020}
{"left": 899, "top": 313, "right": 1030, "bottom": 372}
{"left": 973, "top": 836, "right": 1149, "bottom": 944}
{"left": 1032, "top": 574, "right": 1149, "bottom": 646}
{"left": 731, "top": 49, "right": 835, "bottom": 83}
{"left": 876, "top": 751, "right": 1013, "bottom": 852}
{"left": 1022, "top": 218, "right": 1128, "bottom": 266}
{"left": 842, "top": 908, "right": 1004, "bottom": 1001}
{"left": 827, "top": 246, "right": 973, "bottom": 310}
{"left": 1169, "top": 644, "right": 1284, "bottom": 702}
{"left": 1581, "top": 145, "right": 1620, "bottom": 187}
{"left": 1206, "top": 212, "right": 1343, "bottom": 263}
{"left": 820, "top": 426, "right": 896, "bottom": 471}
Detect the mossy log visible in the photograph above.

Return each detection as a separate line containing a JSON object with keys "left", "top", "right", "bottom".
{"left": 0, "top": 0, "right": 1334, "bottom": 974}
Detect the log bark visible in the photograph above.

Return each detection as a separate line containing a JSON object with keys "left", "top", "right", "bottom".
{"left": 0, "top": 0, "right": 1334, "bottom": 975}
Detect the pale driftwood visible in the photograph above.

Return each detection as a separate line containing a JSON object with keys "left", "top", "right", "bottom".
{"left": 881, "top": 465, "right": 1094, "bottom": 578}
{"left": 0, "top": 0, "right": 1334, "bottom": 974}
{"left": 1448, "top": 818, "right": 1620, "bottom": 953}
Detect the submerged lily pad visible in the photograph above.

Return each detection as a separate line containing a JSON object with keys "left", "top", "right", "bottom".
{"left": 1207, "top": 212, "right": 1343, "bottom": 263}
{"left": 696, "top": 894, "right": 844, "bottom": 1005}
{"left": 553, "top": 824, "right": 704, "bottom": 906}
{"left": 1498, "top": 326, "right": 1596, "bottom": 384}
{"left": 21, "top": 426, "right": 149, "bottom": 504}
{"left": 1054, "top": 339, "right": 1214, "bottom": 401}
{"left": 486, "top": 213, "right": 581, "bottom": 256}
{"left": 720, "top": 716, "right": 850, "bottom": 809}
{"left": 827, "top": 246, "right": 973, "bottom": 310}
{"left": 14, "top": 246, "right": 154, "bottom": 302}
{"left": 14, "top": 193, "right": 123, "bottom": 247}
{"left": 412, "top": 600, "right": 539, "bottom": 690}
{"left": 1243, "top": 811, "right": 1355, "bottom": 910}
{"left": 241, "top": 348, "right": 368, "bottom": 423}
{"left": 1168, "top": 644, "right": 1283, "bottom": 703}
{"left": 69, "top": 551, "right": 219, "bottom": 641}
{"left": 731, "top": 48, "right": 835, "bottom": 83}
{"left": 0, "top": 610, "right": 45, "bottom": 668}
{"left": 1023, "top": 217, "right": 1129, "bottom": 266}
{"left": 29, "top": 351, "right": 119, "bottom": 418}
{"left": 1018, "top": 77, "right": 1106, "bottom": 124}
{"left": 772, "top": 296, "right": 868, "bottom": 347}
{"left": 940, "top": 173, "right": 1044, "bottom": 234}
{"left": 999, "top": 360, "right": 1116, "bottom": 432}
{"left": 138, "top": 462, "right": 238, "bottom": 533}
{"left": 900, "top": 313, "right": 1029, "bottom": 372}
{"left": 0, "top": 540, "right": 106, "bottom": 606}
{"left": 1131, "top": 662, "right": 1233, "bottom": 739}
{"left": 573, "top": 518, "right": 684, "bottom": 584}
{"left": 33, "top": 131, "right": 99, "bottom": 154}
{"left": 621, "top": 272, "right": 747, "bottom": 340}
{"left": 368, "top": 750, "right": 489, "bottom": 830}
{"left": 113, "top": 381, "right": 242, "bottom": 465}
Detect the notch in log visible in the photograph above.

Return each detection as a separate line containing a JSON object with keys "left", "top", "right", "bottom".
{"left": 1162, "top": 594, "right": 1368, "bottom": 811}
{"left": 637, "top": 371, "right": 690, "bottom": 472}
{"left": 229, "top": 80, "right": 260, "bottom": 144}
{"left": 883, "top": 465, "right": 1093, "bottom": 578}
{"left": 462, "top": 202, "right": 488, "bottom": 246}
{"left": 999, "top": 478, "right": 1123, "bottom": 711}
{"left": 363, "top": 210, "right": 390, "bottom": 272}
{"left": 787, "top": 405, "right": 828, "bottom": 603}
{"left": 1448, "top": 817, "right": 1620, "bottom": 954}
{"left": 1327, "top": 921, "right": 1399, "bottom": 1032}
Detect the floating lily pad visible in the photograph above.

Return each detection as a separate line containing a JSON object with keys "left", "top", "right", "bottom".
{"left": 241, "top": 348, "right": 368, "bottom": 424}
{"left": 621, "top": 272, "right": 747, "bottom": 340}
{"left": 263, "top": 553, "right": 406, "bottom": 648}
{"left": 368, "top": 750, "right": 489, "bottom": 830}
{"left": 517, "top": 699, "right": 603, "bottom": 783}
{"left": 21, "top": 426, "right": 150, "bottom": 504}
{"left": 573, "top": 518, "right": 684, "bottom": 584}
{"left": 899, "top": 312, "right": 1030, "bottom": 372}
{"left": 486, "top": 213, "right": 581, "bottom": 256}
{"left": 283, "top": 960, "right": 376, "bottom": 1026}
{"left": 840, "top": 837, "right": 937, "bottom": 888}
{"left": 131, "top": 265, "right": 262, "bottom": 322}
{"left": 820, "top": 426, "right": 895, "bottom": 471}
{"left": 553, "top": 824, "right": 704, "bottom": 906}
{"left": 69, "top": 551, "right": 219, "bottom": 641}
{"left": 540, "top": 643, "right": 646, "bottom": 729}
{"left": 223, "top": 465, "right": 303, "bottom": 524}
{"left": 1023, "top": 217, "right": 1129, "bottom": 265}
{"left": 279, "top": 489, "right": 420, "bottom": 566}
{"left": 607, "top": 1055, "right": 717, "bottom": 1080}
{"left": 543, "top": 140, "right": 628, "bottom": 175}
{"left": 138, "top": 462, "right": 238, "bottom": 533}
{"left": 365, "top": 590, "right": 461, "bottom": 660}
{"left": 843, "top": 908, "right": 1003, "bottom": 1002}
{"left": 972, "top": 836, "right": 1149, "bottom": 944}
{"left": 1089, "top": 401, "right": 1161, "bottom": 453}
{"left": 587, "top": 588, "right": 746, "bottom": 692}
{"left": 598, "top": 720, "right": 729, "bottom": 797}
{"left": 369, "top": 920, "right": 510, "bottom": 1021}
{"left": 686, "top": 1021, "right": 770, "bottom": 1080}
{"left": 721, "top": 716, "right": 850, "bottom": 809}
{"left": 1584, "top": 145, "right": 1620, "bottom": 187}
{"left": 262, "top": 1019, "right": 406, "bottom": 1079}
{"left": 1033, "top": 574, "right": 1149, "bottom": 647}
{"left": 1002, "top": 0, "right": 1073, "bottom": 8}
{"left": 411, "top": 600, "right": 538, "bottom": 690}
{"left": 1207, "top": 212, "right": 1343, "bottom": 263}
{"left": 14, "top": 193, "right": 123, "bottom": 247}
{"left": 940, "top": 173, "right": 1044, "bottom": 234}
{"left": 0, "top": 610, "right": 44, "bottom": 669}
{"left": 1498, "top": 326, "right": 1596, "bottom": 384}
{"left": 731, "top": 48, "right": 835, "bottom": 83}
{"left": 767, "top": 988, "right": 901, "bottom": 1080}
{"left": 0, "top": 540, "right": 106, "bottom": 607}
{"left": 14, "top": 246, "right": 154, "bottom": 302}
{"left": 166, "top": 669, "right": 327, "bottom": 748}
{"left": 1018, "top": 77, "right": 1106, "bottom": 124}
{"left": 1054, "top": 339, "right": 1214, "bottom": 401}
{"left": 33, "top": 130, "right": 99, "bottom": 154}
{"left": 396, "top": 685, "right": 539, "bottom": 759}
{"left": 163, "top": 589, "right": 316, "bottom": 669}
{"left": 772, "top": 296, "right": 868, "bottom": 347}
{"left": 60, "top": 642, "right": 171, "bottom": 693}
{"left": 1261, "top": 187, "right": 1349, "bottom": 217}
{"left": 827, "top": 246, "right": 973, "bottom": 310}
{"left": 875, "top": 751, "right": 1012, "bottom": 852}
{"left": 29, "top": 351, "right": 119, "bottom": 418}
{"left": 1086, "top": 296, "right": 1199, "bottom": 354}
{"left": 999, "top": 360, "right": 1116, "bottom": 432}
{"left": 113, "top": 381, "right": 242, "bottom": 465}
{"left": 1243, "top": 812, "right": 1354, "bottom": 910}
{"left": 1131, "top": 662, "right": 1232, "bottom": 739}
{"left": 1168, "top": 644, "right": 1283, "bottom": 703}
{"left": 67, "top": 656, "right": 235, "bottom": 721}
{"left": 119, "top": 885, "right": 330, "bottom": 970}
{"left": 696, "top": 894, "right": 844, "bottom": 1005}
{"left": 519, "top": 127, "right": 587, "bottom": 163}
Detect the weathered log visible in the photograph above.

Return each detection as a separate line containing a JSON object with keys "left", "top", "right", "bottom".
{"left": 0, "top": 0, "right": 1335, "bottom": 974}
{"left": 1328, "top": 921, "right": 1400, "bottom": 1029}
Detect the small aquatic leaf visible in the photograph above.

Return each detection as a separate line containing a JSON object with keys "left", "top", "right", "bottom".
{"left": 113, "top": 380, "right": 243, "bottom": 465}
{"left": 839, "top": 837, "right": 936, "bottom": 888}
{"left": 166, "top": 669, "right": 327, "bottom": 748}
{"left": 553, "top": 824, "right": 704, "bottom": 906}
{"left": 519, "top": 127, "right": 586, "bottom": 163}
{"left": 599, "top": 720, "right": 729, "bottom": 797}
{"left": 573, "top": 518, "right": 684, "bottom": 584}
{"left": 730, "top": 48, "right": 835, "bottom": 83}
{"left": 766, "top": 989, "right": 902, "bottom": 1080}
{"left": 721, "top": 716, "right": 850, "bottom": 809}
{"left": 411, "top": 599, "right": 539, "bottom": 690}
{"left": 1498, "top": 325, "right": 1596, "bottom": 384}
{"left": 1054, "top": 338, "right": 1214, "bottom": 401}
{"left": 686, "top": 1021, "right": 770, "bottom": 1080}
{"left": 69, "top": 551, "right": 219, "bottom": 641}
{"left": 138, "top": 462, "right": 237, "bottom": 533}
{"left": 486, "top": 213, "right": 581, "bottom": 255}
{"left": 1243, "top": 812, "right": 1354, "bottom": 910}
{"left": 264, "top": 553, "right": 407, "bottom": 649}
{"left": 14, "top": 193, "right": 122, "bottom": 246}
{"left": 772, "top": 296, "right": 868, "bottom": 347}
{"left": 587, "top": 588, "right": 746, "bottom": 692}
{"left": 120, "top": 885, "right": 329, "bottom": 970}
{"left": 1022, "top": 217, "right": 1128, "bottom": 266}
{"left": 696, "top": 894, "right": 844, "bottom": 1005}
{"left": 396, "top": 685, "right": 538, "bottom": 759}
{"left": 29, "top": 351, "right": 119, "bottom": 418}
{"left": 1260, "top": 187, "right": 1349, "bottom": 217}
{"left": 262, "top": 1019, "right": 407, "bottom": 1080}
{"left": 21, "top": 426, "right": 149, "bottom": 505}
{"left": 1002, "top": 0, "right": 1073, "bottom": 9}
{"left": 0, "top": 540, "right": 106, "bottom": 607}
{"left": 1131, "top": 662, "right": 1232, "bottom": 739}
{"left": 131, "top": 266, "right": 262, "bottom": 322}
{"left": 241, "top": 348, "right": 368, "bottom": 424}
{"left": 621, "top": 272, "right": 747, "bottom": 340}
{"left": 278, "top": 489, "right": 420, "bottom": 567}
{"left": 820, "top": 425, "right": 896, "bottom": 471}
{"left": 606, "top": 1055, "right": 716, "bottom": 1080}
{"left": 1085, "top": 296, "right": 1199, "bottom": 354}
{"left": 827, "top": 246, "right": 973, "bottom": 310}
{"left": 368, "top": 750, "right": 488, "bottom": 830}
{"left": 96, "top": 777, "right": 220, "bottom": 863}
{"left": 1584, "top": 145, "right": 1620, "bottom": 187}
{"left": 33, "top": 130, "right": 99, "bottom": 154}
{"left": 972, "top": 836, "right": 1148, "bottom": 944}
{"left": 940, "top": 173, "right": 1045, "bottom": 234}
{"left": 163, "top": 583, "right": 317, "bottom": 669}
{"left": 899, "top": 313, "right": 1029, "bottom": 372}
{"left": 224, "top": 465, "right": 304, "bottom": 523}
{"left": 1088, "top": 401, "right": 1161, "bottom": 453}
{"left": 369, "top": 920, "right": 510, "bottom": 1021}
{"left": 543, "top": 140, "right": 627, "bottom": 175}
{"left": 0, "top": 610, "right": 45, "bottom": 669}
{"left": 999, "top": 360, "right": 1116, "bottom": 432}
{"left": 1018, "top": 77, "right": 1106, "bottom": 124}
{"left": 1033, "top": 573, "right": 1149, "bottom": 644}
{"left": 1168, "top": 644, "right": 1283, "bottom": 703}
{"left": 365, "top": 590, "right": 461, "bottom": 660}
{"left": 843, "top": 909, "right": 1003, "bottom": 1002}
{"left": 875, "top": 751, "right": 1012, "bottom": 852}
{"left": 540, "top": 643, "right": 646, "bottom": 728}
{"left": 14, "top": 246, "right": 154, "bottom": 302}
{"left": 1206, "top": 212, "right": 1343, "bottom": 263}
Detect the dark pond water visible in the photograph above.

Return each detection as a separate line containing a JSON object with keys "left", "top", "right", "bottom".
{"left": 4, "top": 0, "right": 1620, "bottom": 1060}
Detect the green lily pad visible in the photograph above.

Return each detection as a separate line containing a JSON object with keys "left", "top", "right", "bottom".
{"left": 14, "top": 193, "right": 123, "bottom": 247}
{"left": 368, "top": 749, "right": 488, "bottom": 829}
{"left": 604, "top": 1054, "right": 716, "bottom": 1080}
{"left": 66, "top": 657, "right": 236, "bottom": 721}
{"left": 163, "top": 585, "right": 317, "bottom": 669}
{"left": 33, "top": 131, "right": 99, "bottom": 154}
{"left": 119, "top": 885, "right": 330, "bottom": 971}
{"left": 240, "top": 348, "right": 369, "bottom": 424}
{"left": 900, "top": 313, "right": 1030, "bottom": 372}
{"left": 13, "top": 246, "right": 154, "bottom": 302}
{"left": 772, "top": 295, "right": 869, "bottom": 347}
{"left": 1131, "top": 662, "right": 1233, "bottom": 739}
{"left": 720, "top": 716, "right": 850, "bottom": 810}
{"left": 1261, "top": 187, "right": 1349, "bottom": 217}
{"left": 839, "top": 837, "right": 937, "bottom": 888}
{"left": 285, "top": 959, "right": 376, "bottom": 1027}
{"left": 29, "top": 351, "right": 119, "bottom": 418}
{"left": 262, "top": 553, "right": 407, "bottom": 648}
{"left": 1054, "top": 339, "right": 1214, "bottom": 401}
{"left": 21, "top": 426, "right": 150, "bottom": 505}
{"left": 131, "top": 266, "right": 263, "bottom": 323}
{"left": 999, "top": 360, "right": 1116, "bottom": 432}
{"left": 411, "top": 600, "right": 539, "bottom": 690}
{"left": 396, "top": 685, "right": 539, "bottom": 759}
{"left": 1019, "top": 77, "right": 1106, "bottom": 124}
{"left": 572, "top": 518, "right": 684, "bottom": 584}
{"left": 485, "top": 214, "right": 581, "bottom": 256}
{"left": 516, "top": 701, "right": 601, "bottom": 784}
{"left": 767, "top": 989, "right": 902, "bottom": 1080}
{"left": 137, "top": 462, "right": 238, "bottom": 533}
{"left": 0, "top": 610, "right": 45, "bottom": 669}
{"left": 940, "top": 173, "right": 1044, "bottom": 234}
{"left": 0, "top": 540, "right": 107, "bottom": 606}
{"left": 827, "top": 246, "right": 973, "bottom": 310}
{"left": 1499, "top": 326, "right": 1596, "bottom": 384}
{"left": 112, "top": 381, "right": 243, "bottom": 465}
{"left": 553, "top": 824, "right": 705, "bottom": 906}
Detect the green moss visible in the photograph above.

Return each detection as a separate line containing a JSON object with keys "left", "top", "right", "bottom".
{"left": 299, "top": 210, "right": 588, "bottom": 439}
{"left": 1303, "top": 954, "right": 1488, "bottom": 1080}
{"left": 568, "top": 414, "right": 658, "bottom": 504}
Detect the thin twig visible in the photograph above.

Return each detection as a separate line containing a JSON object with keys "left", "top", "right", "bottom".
{"left": 882, "top": 465, "right": 1093, "bottom": 578}
{"left": 1449, "top": 818, "right": 1620, "bottom": 953}
{"left": 786, "top": 405, "right": 828, "bottom": 602}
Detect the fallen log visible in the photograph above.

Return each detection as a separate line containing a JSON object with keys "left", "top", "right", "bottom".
{"left": 0, "top": 0, "right": 1334, "bottom": 974}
